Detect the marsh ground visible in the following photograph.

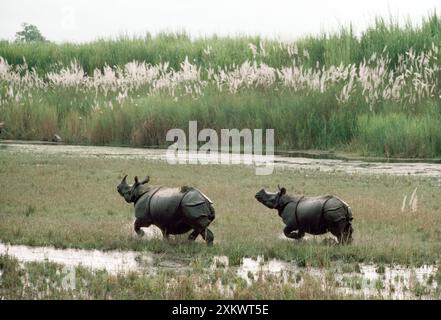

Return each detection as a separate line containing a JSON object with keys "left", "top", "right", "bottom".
{"left": 1, "top": 145, "right": 441, "bottom": 299}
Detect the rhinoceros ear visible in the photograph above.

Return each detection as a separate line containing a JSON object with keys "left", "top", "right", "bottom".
{"left": 141, "top": 176, "right": 150, "bottom": 184}
{"left": 280, "top": 187, "right": 286, "bottom": 195}
{"left": 134, "top": 176, "right": 139, "bottom": 184}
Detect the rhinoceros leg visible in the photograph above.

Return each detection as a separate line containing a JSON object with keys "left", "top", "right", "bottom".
{"left": 200, "top": 228, "right": 214, "bottom": 246}
{"left": 283, "top": 226, "right": 304, "bottom": 240}
{"left": 340, "top": 223, "right": 353, "bottom": 244}
{"left": 187, "top": 229, "right": 214, "bottom": 244}
{"left": 329, "top": 220, "right": 353, "bottom": 244}
{"left": 181, "top": 203, "right": 214, "bottom": 245}
{"left": 134, "top": 218, "right": 149, "bottom": 237}
{"left": 161, "top": 229, "right": 170, "bottom": 240}
{"left": 188, "top": 230, "right": 200, "bottom": 241}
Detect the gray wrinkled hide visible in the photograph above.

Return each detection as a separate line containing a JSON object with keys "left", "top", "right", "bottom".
{"left": 281, "top": 196, "right": 351, "bottom": 235}
{"left": 135, "top": 187, "right": 213, "bottom": 232}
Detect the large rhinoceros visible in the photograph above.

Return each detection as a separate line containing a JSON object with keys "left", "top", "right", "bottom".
{"left": 117, "top": 175, "right": 215, "bottom": 245}
{"left": 255, "top": 186, "right": 353, "bottom": 244}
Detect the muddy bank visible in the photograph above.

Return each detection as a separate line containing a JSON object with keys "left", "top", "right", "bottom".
{"left": 2, "top": 141, "right": 441, "bottom": 177}
{"left": 1, "top": 242, "right": 438, "bottom": 299}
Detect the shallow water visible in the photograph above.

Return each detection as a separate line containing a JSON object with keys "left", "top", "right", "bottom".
{"left": 1, "top": 242, "right": 438, "bottom": 299}
{"left": 2, "top": 141, "right": 441, "bottom": 177}
{"left": 234, "top": 256, "right": 438, "bottom": 299}
{"left": 0, "top": 242, "right": 144, "bottom": 275}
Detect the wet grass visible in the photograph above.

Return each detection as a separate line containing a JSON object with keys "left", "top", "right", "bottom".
{"left": 2, "top": 253, "right": 440, "bottom": 299}
{"left": 1, "top": 151, "right": 441, "bottom": 268}
{"left": 0, "top": 254, "right": 362, "bottom": 299}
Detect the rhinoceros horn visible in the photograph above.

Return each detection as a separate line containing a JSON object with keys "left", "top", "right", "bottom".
{"left": 121, "top": 175, "right": 128, "bottom": 185}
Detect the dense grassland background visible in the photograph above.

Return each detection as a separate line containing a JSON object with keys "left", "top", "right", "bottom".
{"left": 1, "top": 14, "right": 441, "bottom": 157}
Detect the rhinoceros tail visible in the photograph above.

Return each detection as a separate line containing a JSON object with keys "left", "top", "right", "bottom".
{"left": 180, "top": 186, "right": 193, "bottom": 193}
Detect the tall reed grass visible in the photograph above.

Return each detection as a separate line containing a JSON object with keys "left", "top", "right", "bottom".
{"left": 0, "top": 14, "right": 441, "bottom": 157}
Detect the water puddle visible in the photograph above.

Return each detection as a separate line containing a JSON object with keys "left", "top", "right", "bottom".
{"left": 1, "top": 242, "right": 438, "bottom": 299}
{"left": 0, "top": 241, "right": 191, "bottom": 276}
{"left": 2, "top": 141, "right": 441, "bottom": 177}
{"left": 0, "top": 243, "right": 145, "bottom": 275}
{"left": 232, "top": 256, "right": 439, "bottom": 299}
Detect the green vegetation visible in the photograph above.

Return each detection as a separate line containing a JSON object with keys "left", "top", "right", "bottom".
{"left": 1, "top": 15, "right": 441, "bottom": 73}
{"left": 14, "top": 23, "right": 47, "bottom": 43}
{"left": 355, "top": 113, "right": 441, "bottom": 157}
{"left": 1, "top": 13, "right": 441, "bottom": 157}
{"left": 1, "top": 151, "right": 441, "bottom": 266}
{"left": 0, "top": 255, "right": 359, "bottom": 299}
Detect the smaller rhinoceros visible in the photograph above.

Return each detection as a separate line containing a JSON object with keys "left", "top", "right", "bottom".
{"left": 117, "top": 175, "right": 215, "bottom": 245}
{"left": 255, "top": 186, "right": 353, "bottom": 244}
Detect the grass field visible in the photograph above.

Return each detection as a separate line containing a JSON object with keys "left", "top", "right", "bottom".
{"left": 1, "top": 150, "right": 441, "bottom": 299}
{"left": 1, "top": 147, "right": 441, "bottom": 299}
{"left": 1, "top": 150, "right": 440, "bottom": 266}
